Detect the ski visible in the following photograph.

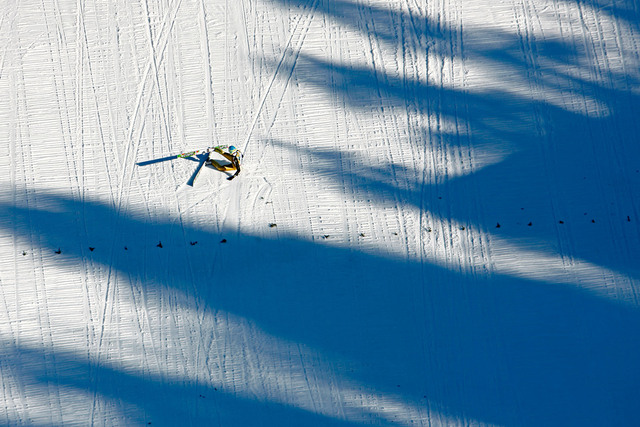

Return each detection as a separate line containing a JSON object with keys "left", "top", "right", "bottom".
{"left": 177, "top": 145, "right": 233, "bottom": 158}
{"left": 177, "top": 146, "right": 215, "bottom": 158}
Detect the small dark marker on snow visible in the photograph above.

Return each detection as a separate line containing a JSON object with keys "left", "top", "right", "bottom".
{"left": 269, "top": 223, "right": 277, "bottom": 228}
{"left": 359, "top": 233, "right": 365, "bottom": 237}
{"left": 22, "top": 251, "right": 27, "bottom": 256}
{"left": 460, "top": 226, "right": 466, "bottom": 230}
{"left": 323, "top": 235, "right": 330, "bottom": 239}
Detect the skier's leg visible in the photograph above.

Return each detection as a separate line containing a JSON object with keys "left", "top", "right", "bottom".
{"left": 209, "top": 160, "right": 235, "bottom": 172}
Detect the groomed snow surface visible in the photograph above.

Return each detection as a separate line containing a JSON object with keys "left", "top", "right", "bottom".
{"left": 1, "top": 0, "right": 640, "bottom": 425}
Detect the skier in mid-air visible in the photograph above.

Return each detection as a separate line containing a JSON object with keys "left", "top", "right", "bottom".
{"left": 207, "top": 145, "right": 241, "bottom": 180}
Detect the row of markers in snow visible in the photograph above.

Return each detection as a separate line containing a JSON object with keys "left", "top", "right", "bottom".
{"left": 495, "top": 214, "right": 633, "bottom": 228}
{"left": 424, "top": 214, "right": 633, "bottom": 232}
{"left": 19, "top": 216, "right": 634, "bottom": 256}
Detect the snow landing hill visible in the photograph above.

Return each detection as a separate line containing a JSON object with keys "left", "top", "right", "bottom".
{"left": 1, "top": 0, "right": 640, "bottom": 426}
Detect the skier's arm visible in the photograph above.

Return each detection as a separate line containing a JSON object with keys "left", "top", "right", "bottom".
{"left": 213, "top": 145, "right": 228, "bottom": 154}
{"left": 221, "top": 152, "right": 235, "bottom": 162}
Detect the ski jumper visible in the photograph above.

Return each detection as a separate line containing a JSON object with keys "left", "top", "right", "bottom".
{"left": 209, "top": 146, "right": 241, "bottom": 180}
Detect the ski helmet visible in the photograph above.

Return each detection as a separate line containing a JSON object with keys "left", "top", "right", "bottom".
{"left": 229, "top": 146, "right": 238, "bottom": 154}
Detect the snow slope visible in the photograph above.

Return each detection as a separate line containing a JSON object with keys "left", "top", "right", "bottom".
{"left": 1, "top": 0, "right": 639, "bottom": 425}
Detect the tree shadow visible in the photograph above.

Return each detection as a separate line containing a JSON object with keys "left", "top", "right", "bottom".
{"left": 0, "top": 339, "right": 364, "bottom": 426}
{"left": 2, "top": 190, "right": 639, "bottom": 426}
{"left": 272, "top": 0, "right": 640, "bottom": 46}
{"left": 256, "top": 0, "right": 640, "bottom": 279}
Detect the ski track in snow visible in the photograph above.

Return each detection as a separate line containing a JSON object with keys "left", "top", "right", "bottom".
{"left": 1, "top": 0, "right": 639, "bottom": 425}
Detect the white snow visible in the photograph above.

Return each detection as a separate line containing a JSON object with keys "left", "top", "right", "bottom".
{"left": 1, "top": 0, "right": 639, "bottom": 425}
